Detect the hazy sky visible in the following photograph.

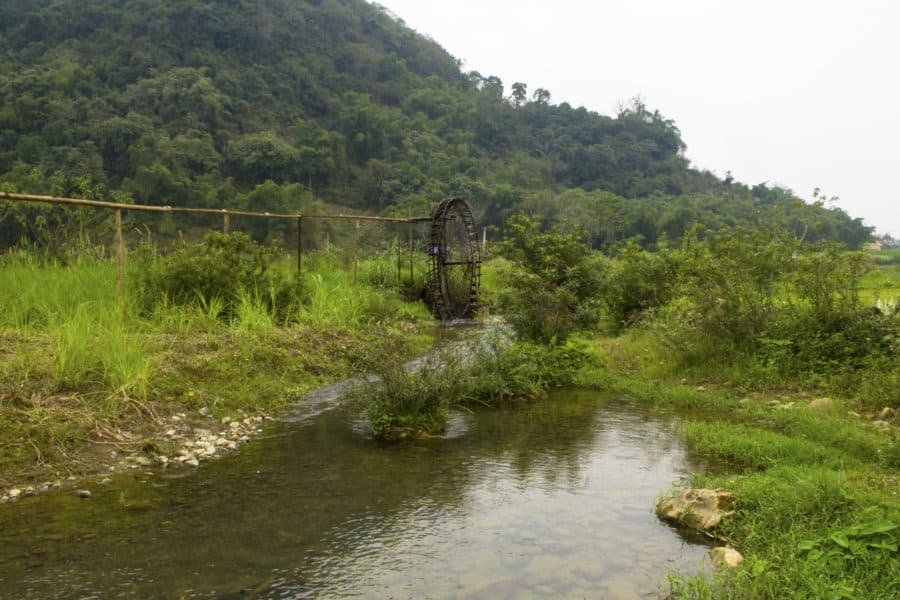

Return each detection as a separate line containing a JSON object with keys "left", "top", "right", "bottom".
{"left": 378, "top": 0, "right": 899, "bottom": 237}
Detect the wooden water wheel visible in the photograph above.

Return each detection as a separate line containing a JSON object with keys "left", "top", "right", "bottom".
{"left": 426, "top": 197, "right": 481, "bottom": 320}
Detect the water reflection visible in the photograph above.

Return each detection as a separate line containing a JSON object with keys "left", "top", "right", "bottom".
{"left": 0, "top": 390, "right": 709, "bottom": 598}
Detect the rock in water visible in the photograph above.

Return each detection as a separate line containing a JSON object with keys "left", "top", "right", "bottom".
{"left": 656, "top": 488, "right": 734, "bottom": 532}
{"left": 710, "top": 546, "right": 744, "bottom": 569}
{"left": 75, "top": 489, "right": 92, "bottom": 499}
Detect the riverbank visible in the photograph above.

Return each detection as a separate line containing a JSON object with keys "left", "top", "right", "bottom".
{"left": 0, "top": 321, "right": 434, "bottom": 498}
{"left": 0, "top": 252, "right": 437, "bottom": 496}
{"left": 573, "top": 333, "right": 900, "bottom": 599}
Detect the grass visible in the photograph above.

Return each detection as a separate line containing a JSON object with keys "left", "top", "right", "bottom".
{"left": 51, "top": 304, "right": 151, "bottom": 397}
{"left": 3, "top": 239, "right": 898, "bottom": 597}
{"left": 298, "top": 252, "right": 432, "bottom": 327}
{"left": 0, "top": 256, "right": 117, "bottom": 330}
{"left": 0, "top": 251, "right": 436, "bottom": 487}
{"left": 859, "top": 249, "right": 900, "bottom": 313}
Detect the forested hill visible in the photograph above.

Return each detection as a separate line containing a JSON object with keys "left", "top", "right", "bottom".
{"left": 0, "top": 0, "right": 872, "bottom": 247}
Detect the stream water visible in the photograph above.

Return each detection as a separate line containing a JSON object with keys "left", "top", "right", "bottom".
{"left": 0, "top": 389, "right": 713, "bottom": 599}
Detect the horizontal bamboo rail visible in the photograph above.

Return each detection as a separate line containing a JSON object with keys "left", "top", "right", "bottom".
{"left": 0, "top": 192, "right": 432, "bottom": 223}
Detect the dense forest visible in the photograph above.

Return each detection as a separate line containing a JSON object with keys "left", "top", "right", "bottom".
{"left": 0, "top": 0, "right": 873, "bottom": 248}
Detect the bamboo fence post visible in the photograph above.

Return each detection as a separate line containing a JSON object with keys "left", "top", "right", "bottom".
{"left": 353, "top": 218, "right": 360, "bottom": 284}
{"left": 407, "top": 221, "right": 414, "bottom": 285}
{"left": 223, "top": 211, "right": 230, "bottom": 234}
{"left": 297, "top": 216, "right": 303, "bottom": 275}
{"left": 395, "top": 222, "right": 402, "bottom": 287}
{"left": 114, "top": 208, "right": 124, "bottom": 299}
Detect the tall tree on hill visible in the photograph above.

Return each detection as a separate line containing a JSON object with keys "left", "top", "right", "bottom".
{"left": 532, "top": 88, "right": 551, "bottom": 105}
{"left": 511, "top": 82, "right": 527, "bottom": 108}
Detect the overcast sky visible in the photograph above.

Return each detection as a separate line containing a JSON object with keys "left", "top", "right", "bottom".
{"left": 378, "top": 0, "right": 899, "bottom": 237}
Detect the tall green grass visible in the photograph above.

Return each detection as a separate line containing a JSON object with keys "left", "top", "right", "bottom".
{"left": 0, "top": 257, "right": 151, "bottom": 397}
{"left": 299, "top": 252, "right": 431, "bottom": 326}
{"left": 234, "top": 289, "right": 275, "bottom": 335}
{"left": 0, "top": 257, "right": 118, "bottom": 330}
{"left": 860, "top": 250, "right": 900, "bottom": 311}
{"left": 51, "top": 303, "right": 150, "bottom": 398}
{"left": 0, "top": 249, "right": 434, "bottom": 400}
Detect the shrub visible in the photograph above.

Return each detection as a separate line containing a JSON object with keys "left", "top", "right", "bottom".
{"left": 347, "top": 336, "right": 592, "bottom": 439}
{"left": 650, "top": 225, "right": 898, "bottom": 391}
{"left": 348, "top": 356, "right": 454, "bottom": 439}
{"left": 498, "top": 214, "right": 605, "bottom": 343}
{"left": 131, "top": 232, "right": 300, "bottom": 318}
{"left": 603, "top": 240, "right": 676, "bottom": 328}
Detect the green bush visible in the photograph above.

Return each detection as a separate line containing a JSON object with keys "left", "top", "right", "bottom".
{"left": 348, "top": 337, "right": 592, "bottom": 439}
{"left": 603, "top": 240, "right": 676, "bottom": 328}
{"left": 131, "top": 232, "right": 300, "bottom": 318}
{"left": 650, "top": 226, "right": 899, "bottom": 393}
{"left": 498, "top": 214, "right": 605, "bottom": 343}
{"left": 353, "top": 357, "right": 453, "bottom": 439}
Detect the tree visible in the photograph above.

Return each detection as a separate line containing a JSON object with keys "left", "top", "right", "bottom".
{"left": 226, "top": 133, "right": 299, "bottom": 184}
{"left": 532, "top": 88, "right": 551, "bottom": 105}
{"left": 481, "top": 75, "right": 504, "bottom": 102}
{"left": 511, "top": 82, "right": 527, "bottom": 108}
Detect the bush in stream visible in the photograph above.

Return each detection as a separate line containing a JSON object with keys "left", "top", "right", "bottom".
{"left": 350, "top": 356, "right": 455, "bottom": 439}
{"left": 349, "top": 336, "right": 592, "bottom": 439}
{"left": 455, "top": 336, "right": 592, "bottom": 402}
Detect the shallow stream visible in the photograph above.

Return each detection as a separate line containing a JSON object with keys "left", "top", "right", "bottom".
{"left": 0, "top": 389, "right": 713, "bottom": 598}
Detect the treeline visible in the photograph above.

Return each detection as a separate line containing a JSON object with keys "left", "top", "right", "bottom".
{"left": 0, "top": 0, "right": 872, "bottom": 248}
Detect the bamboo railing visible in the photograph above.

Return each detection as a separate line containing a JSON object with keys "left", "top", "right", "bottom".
{"left": 0, "top": 192, "right": 431, "bottom": 296}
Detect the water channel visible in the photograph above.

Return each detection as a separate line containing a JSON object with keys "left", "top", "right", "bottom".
{"left": 0, "top": 389, "right": 713, "bottom": 598}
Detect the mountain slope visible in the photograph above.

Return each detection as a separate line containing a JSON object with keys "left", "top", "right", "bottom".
{"left": 0, "top": 0, "right": 871, "bottom": 247}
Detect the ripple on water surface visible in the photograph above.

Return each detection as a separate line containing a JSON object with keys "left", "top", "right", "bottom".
{"left": 0, "top": 389, "right": 711, "bottom": 599}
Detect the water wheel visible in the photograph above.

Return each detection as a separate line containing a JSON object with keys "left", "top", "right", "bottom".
{"left": 426, "top": 197, "right": 481, "bottom": 320}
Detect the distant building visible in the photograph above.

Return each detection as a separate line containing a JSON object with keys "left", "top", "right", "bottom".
{"left": 864, "top": 239, "right": 884, "bottom": 251}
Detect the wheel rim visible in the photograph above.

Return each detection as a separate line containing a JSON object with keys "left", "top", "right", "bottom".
{"left": 427, "top": 198, "right": 481, "bottom": 320}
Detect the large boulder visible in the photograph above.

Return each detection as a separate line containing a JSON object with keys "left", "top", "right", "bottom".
{"left": 656, "top": 488, "right": 734, "bottom": 532}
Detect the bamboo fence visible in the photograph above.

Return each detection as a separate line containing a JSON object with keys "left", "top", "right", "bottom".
{"left": 0, "top": 192, "right": 432, "bottom": 296}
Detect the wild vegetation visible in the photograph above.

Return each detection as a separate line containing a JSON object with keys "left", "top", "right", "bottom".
{"left": 0, "top": 235, "right": 434, "bottom": 487}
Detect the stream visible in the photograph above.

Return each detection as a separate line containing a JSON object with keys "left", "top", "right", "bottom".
{"left": 0, "top": 388, "right": 714, "bottom": 598}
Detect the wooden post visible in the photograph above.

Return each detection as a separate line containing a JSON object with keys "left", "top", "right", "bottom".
{"left": 114, "top": 208, "right": 124, "bottom": 299}
{"left": 407, "top": 221, "right": 414, "bottom": 285}
{"left": 396, "top": 222, "right": 402, "bottom": 288}
{"left": 297, "top": 216, "right": 303, "bottom": 275}
{"left": 223, "top": 212, "right": 230, "bottom": 234}
{"left": 353, "top": 218, "right": 360, "bottom": 284}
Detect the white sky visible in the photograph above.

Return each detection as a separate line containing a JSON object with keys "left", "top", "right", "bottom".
{"left": 378, "top": 0, "right": 899, "bottom": 237}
